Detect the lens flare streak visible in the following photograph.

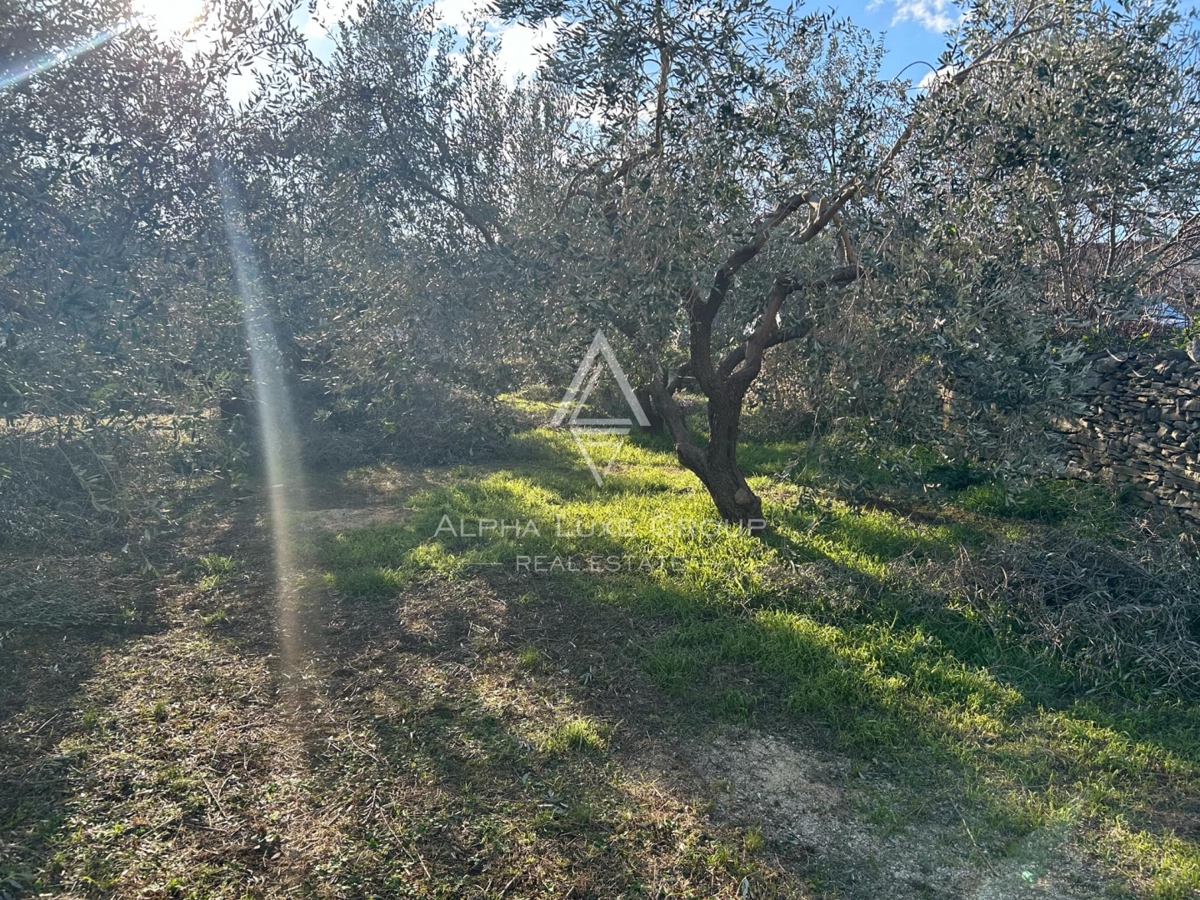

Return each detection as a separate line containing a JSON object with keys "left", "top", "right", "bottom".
{"left": 216, "top": 162, "right": 311, "bottom": 685}
{"left": 0, "top": 28, "right": 120, "bottom": 93}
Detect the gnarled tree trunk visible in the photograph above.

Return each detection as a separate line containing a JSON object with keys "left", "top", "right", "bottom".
{"left": 649, "top": 370, "right": 764, "bottom": 528}
{"left": 690, "top": 388, "right": 764, "bottom": 525}
{"left": 647, "top": 196, "right": 863, "bottom": 534}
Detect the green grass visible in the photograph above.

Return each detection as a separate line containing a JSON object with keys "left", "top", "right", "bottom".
{"left": 193, "top": 553, "right": 239, "bottom": 591}
{"left": 540, "top": 717, "right": 610, "bottom": 755}
{"left": 955, "top": 478, "right": 1126, "bottom": 531}
{"left": 315, "top": 427, "right": 1200, "bottom": 898}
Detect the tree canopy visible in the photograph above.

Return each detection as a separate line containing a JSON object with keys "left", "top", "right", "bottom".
{"left": 2, "top": 0, "right": 1198, "bottom": 530}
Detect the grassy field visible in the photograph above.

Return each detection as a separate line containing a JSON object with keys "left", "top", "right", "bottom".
{"left": 2, "top": 423, "right": 1198, "bottom": 899}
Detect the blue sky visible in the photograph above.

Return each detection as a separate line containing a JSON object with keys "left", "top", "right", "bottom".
{"left": 845, "top": 0, "right": 960, "bottom": 82}
{"left": 288, "top": 0, "right": 960, "bottom": 88}
{"left": 468, "top": 0, "right": 960, "bottom": 84}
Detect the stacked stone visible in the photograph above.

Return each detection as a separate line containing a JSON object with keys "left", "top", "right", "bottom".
{"left": 1059, "top": 349, "right": 1200, "bottom": 523}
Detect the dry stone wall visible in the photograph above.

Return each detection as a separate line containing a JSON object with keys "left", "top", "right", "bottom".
{"left": 1059, "top": 348, "right": 1200, "bottom": 523}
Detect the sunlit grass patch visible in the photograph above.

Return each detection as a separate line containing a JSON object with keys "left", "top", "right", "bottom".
{"left": 202, "top": 607, "right": 232, "bottom": 627}
{"left": 516, "top": 644, "right": 542, "bottom": 669}
{"left": 496, "top": 392, "right": 558, "bottom": 419}
{"left": 194, "top": 553, "right": 238, "bottom": 591}
{"left": 771, "top": 499, "right": 977, "bottom": 579}
{"left": 322, "top": 565, "right": 407, "bottom": 600}
{"left": 318, "top": 459, "right": 779, "bottom": 603}
{"left": 1102, "top": 823, "right": 1200, "bottom": 900}
{"left": 197, "top": 553, "right": 237, "bottom": 575}
{"left": 319, "top": 524, "right": 424, "bottom": 569}
{"left": 501, "top": 426, "right": 586, "bottom": 465}
{"left": 742, "top": 826, "right": 766, "bottom": 854}
{"left": 540, "top": 717, "right": 610, "bottom": 756}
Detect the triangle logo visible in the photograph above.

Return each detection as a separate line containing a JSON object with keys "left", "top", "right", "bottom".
{"left": 551, "top": 330, "right": 650, "bottom": 486}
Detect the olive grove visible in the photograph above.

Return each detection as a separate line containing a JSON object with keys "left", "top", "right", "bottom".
{"left": 2, "top": 0, "right": 1198, "bottom": 537}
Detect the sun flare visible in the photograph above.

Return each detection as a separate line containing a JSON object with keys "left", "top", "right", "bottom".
{"left": 132, "top": 0, "right": 206, "bottom": 36}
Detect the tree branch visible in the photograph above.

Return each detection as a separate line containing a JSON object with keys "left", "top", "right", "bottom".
{"left": 649, "top": 375, "right": 706, "bottom": 472}
{"left": 681, "top": 8, "right": 1050, "bottom": 402}
{"left": 376, "top": 103, "right": 499, "bottom": 247}
{"left": 693, "top": 184, "right": 858, "bottom": 324}
{"left": 722, "top": 264, "right": 862, "bottom": 389}
{"left": 408, "top": 172, "right": 499, "bottom": 247}
{"left": 716, "top": 320, "right": 815, "bottom": 380}
{"left": 665, "top": 360, "right": 692, "bottom": 395}
{"left": 558, "top": 149, "right": 654, "bottom": 215}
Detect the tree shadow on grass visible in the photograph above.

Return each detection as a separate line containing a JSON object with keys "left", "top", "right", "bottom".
{"left": 0, "top": 463, "right": 809, "bottom": 897}
{"left": 308, "top": 465, "right": 1200, "bottom": 897}
{"left": 0, "top": 578, "right": 164, "bottom": 894}
{"left": 10, "top": 453, "right": 1195, "bottom": 898}
{"left": 162, "top": 447, "right": 1200, "bottom": 896}
{"left": 290, "top": 575, "right": 807, "bottom": 898}
{"left": 0, "top": 483, "right": 271, "bottom": 896}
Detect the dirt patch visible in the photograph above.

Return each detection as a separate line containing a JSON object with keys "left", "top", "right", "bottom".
{"left": 691, "top": 729, "right": 1114, "bottom": 900}
{"left": 299, "top": 506, "right": 408, "bottom": 532}
{"left": 694, "top": 731, "right": 849, "bottom": 851}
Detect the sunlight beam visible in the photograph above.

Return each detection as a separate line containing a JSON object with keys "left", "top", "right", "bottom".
{"left": 215, "top": 160, "right": 311, "bottom": 688}
{"left": 0, "top": 28, "right": 119, "bottom": 93}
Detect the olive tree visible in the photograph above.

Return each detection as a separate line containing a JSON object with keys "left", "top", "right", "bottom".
{"left": 496, "top": 0, "right": 1080, "bottom": 527}
{"left": 218, "top": 0, "right": 574, "bottom": 460}
{"left": 489, "top": 0, "right": 1200, "bottom": 527}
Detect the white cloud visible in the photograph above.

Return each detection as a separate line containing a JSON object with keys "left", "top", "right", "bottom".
{"left": 432, "top": 0, "right": 553, "bottom": 81}
{"left": 892, "top": 0, "right": 960, "bottom": 33}
{"left": 435, "top": 0, "right": 489, "bottom": 31}
{"left": 493, "top": 18, "right": 556, "bottom": 80}
{"left": 917, "top": 63, "right": 958, "bottom": 90}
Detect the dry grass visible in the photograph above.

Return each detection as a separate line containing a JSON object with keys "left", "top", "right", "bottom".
{"left": 0, "top": 503, "right": 811, "bottom": 899}
{"left": 925, "top": 526, "right": 1200, "bottom": 697}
